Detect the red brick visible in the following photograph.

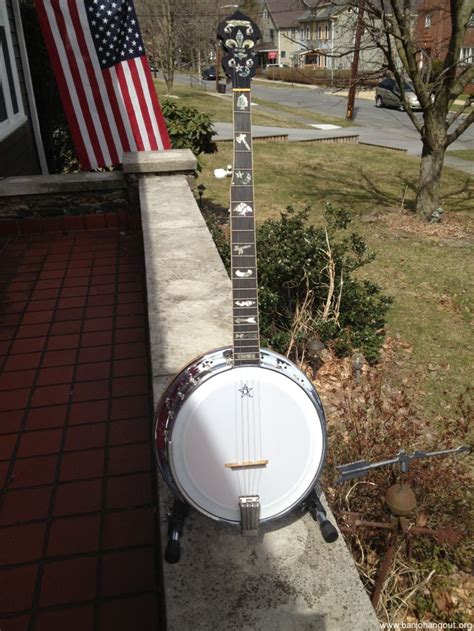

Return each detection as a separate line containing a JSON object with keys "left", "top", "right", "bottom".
{"left": 18, "top": 429, "right": 62, "bottom": 457}
{"left": 31, "top": 288, "right": 60, "bottom": 302}
{"left": 22, "top": 309, "right": 54, "bottom": 324}
{"left": 0, "top": 433, "right": 17, "bottom": 460}
{"left": 0, "top": 410, "right": 24, "bottom": 434}
{"left": 113, "top": 342, "right": 146, "bottom": 360}
{"left": 62, "top": 276, "right": 90, "bottom": 289}
{"left": 37, "top": 365, "right": 74, "bottom": 386}
{"left": 77, "top": 345, "right": 112, "bottom": 364}
{"left": 0, "top": 325, "right": 18, "bottom": 341}
{"left": 109, "top": 418, "right": 149, "bottom": 446}
{"left": 0, "top": 461, "right": 9, "bottom": 487}
{"left": 116, "top": 302, "right": 145, "bottom": 316}
{"left": 99, "top": 592, "right": 159, "bottom": 631}
{"left": 114, "top": 328, "right": 146, "bottom": 345}
{"left": 103, "top": 507, "right": 154, "bottom": 550}
{"left": 90, "top": 274, "right": 115, "bottom": 286}
{"left": 116, "top": 291, "right": 142, "bottom": 305}
{"left": 0, "top": 522, "right": 46, "bottom": 563}
{"left": 42, "top": 349, "right": 76, "bottom": 368}
{"left": 0, "top": 486, "right": 52, "bottom": 525}
{"left": 15, "top": 323, "right": 50, "bottom": 340}
{"left": 84, "top": 214, "right": 106, "bottom": 230}
{"left": 71, "top": 380, "right": 109, "bottom": 402}
{"left": 112, "top": 375, "right": 148, "bottom": 398}
{"left": 0, "top": 564, "right": 38, "bottom": 612}
{"left": 82, "top": 317, "right": 114, "bottom": 333}
{"left": 0, "top": 388, "right": 30, "bottom": 412}
{"left": 50, "top": 320, "right": 82, "bottom": 336}
{"left": 47, "top": 514, "right": 100, "bottom": 556}
{"left": 63, "top": 216, "right": 85, "bottom": 232}
{"left": 101, "top": 547, "right": 156, "bottom": 597}
{"left": 26, "top": 299, "right": 56, "bottom": 312}
{"left": 54, "top": 307, "right": 84, "bottom": 321}
{"left": 25, "top": 405, "right": 67, "bottom": 430}
{"left": 0, "top": 369, "right": 36, "bottom": 391}
{"left": 10, "top": 455, "right": 58, "bottom": 487}
{"left": 39, "top": 269, "right": 65, "bottom": 280}
{"left": 60, "top": 286, "right": 88, "bottom": 299}
{"left": 35, "top": 278, "right": 62, "bottom": 290}
{"left": 75, "top": 361, "right": 110, "bottom": 382}
{"left": 54, "top": 479, "right": 102, "bottom": 516}
{"left": 0, "top": 614, "right": 30, "bottom": 631}
{"left": 6, "top": 290, "right": 31, "bottom": 302}
{"left": 84, "top": 305, "right": 114, "bottom": 319}
{"left": 107, "top": 444, "right": 151, "bottom": 476}
{"left": 112, "top": 357, "right": 147, "bottom": 378}
{"left": 105, "top": 213, "right": 118, "bottom": 228}
{"left": 110, "top": 396, "right": 150, "bottom": 420}
{"left": 36, "top": 606, "right": 94, "bottom": 631}
{"left": 20, "top": 218, "right": 42, "bottom": 234}
{"left": 87, "top": 293, "right": 115, "bottom": 307}
{"left": 89, "top": 284, "right": 115, "bottom": 296}
{"left": 10, "top": 337, "right": 46, "bottom": 355}
{"left": 81, "top": 330, "right": 112, "bottom": 347}
{"left": 69, "top": 400, "right": 109, "bottom": 425}
{"left": 105, "top": 473, "right": 152, "bottom": 509}
{"left": 64, "top": 424, "right": 106, "bottom": 451}
{"left": 60, "top": 449, "right": 104, "bottom": 481}
{"left": 57, "top": 295, "right": 87, "bottom": 309}
{"left": 31, "top": 384, "right": 71, "bottom": 407}
{"left": 116, "top": 315, "right": 145, "bottom": 329}
{"left": 41, "top": 216, "right": 65, "bottom": 233}
{"left": 46, "top": 334, "right": 80, "bottom": 351}
{"left": 40, "top": 556, "right": 97, "bottom": 606}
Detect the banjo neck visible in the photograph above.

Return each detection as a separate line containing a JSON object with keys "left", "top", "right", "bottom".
{"left": 230, "top": 87, "right": 260, "bottom": 367}
{"left": 217, "top": 11, "right": 262, "bottom": 368}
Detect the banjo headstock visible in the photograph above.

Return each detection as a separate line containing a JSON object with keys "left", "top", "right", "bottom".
{"left": 217, "top": 10, "right": 260, "bottom": 89}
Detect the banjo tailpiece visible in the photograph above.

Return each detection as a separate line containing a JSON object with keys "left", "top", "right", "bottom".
{"left": 239, "top": 495, "right": 261, "bottom": 536}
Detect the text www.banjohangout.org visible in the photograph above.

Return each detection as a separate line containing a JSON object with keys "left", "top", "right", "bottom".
{"left": 380, "top": 623, "right": 473, "bottom": 630}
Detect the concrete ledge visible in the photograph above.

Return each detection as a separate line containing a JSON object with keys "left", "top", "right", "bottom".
{"left": 122, "top": 149, "right": 197, "bottom": 175}
{"left": 140, "top": 172, "right": 379, "bottom": 630}
{"left": 0, "top": 172, "right": 125, "bottom": 197}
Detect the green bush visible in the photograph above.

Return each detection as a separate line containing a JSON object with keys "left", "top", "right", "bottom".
{"left": 161, "top": 100, "right": 215, "bottom": 156}
{"left": 207, "top": 204, "right": 392, "bottom": 363}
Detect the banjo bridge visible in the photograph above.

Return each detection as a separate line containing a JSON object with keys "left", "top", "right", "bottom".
{"left": 225, "top": 459, "right": 268, "bottom": 470}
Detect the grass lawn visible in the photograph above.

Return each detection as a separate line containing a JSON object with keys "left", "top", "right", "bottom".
{"left": 447, "top": 149, "right": 474, "bottom": 161}
{"left": 198, "top": 142, "right": 474, "bottom": 417}
{"left": 155, "top": 78, "right": 350, "bottom": 128}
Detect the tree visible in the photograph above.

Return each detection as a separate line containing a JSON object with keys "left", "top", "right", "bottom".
{"left": 353, "top": 0, "right": 474, "bottom": 218}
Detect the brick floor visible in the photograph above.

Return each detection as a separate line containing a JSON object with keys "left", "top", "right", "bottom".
{"left": 0, "top": 225, "right": 164, "bottom": 630}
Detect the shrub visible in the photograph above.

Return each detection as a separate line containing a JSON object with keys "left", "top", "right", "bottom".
{"left": 205, "top": 204, "right": 392, "bottom": 363}
{"left": 161, "top": 100, "right": 215, "bottom": 157}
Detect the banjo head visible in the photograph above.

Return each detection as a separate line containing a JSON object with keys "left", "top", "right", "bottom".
{"left": 155, "top": 348, "right": 326, "bottom": 524}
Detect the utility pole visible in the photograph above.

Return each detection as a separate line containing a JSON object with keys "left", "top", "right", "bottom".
{"left": 346, "top": 0, "right": 366, "bottom": 120}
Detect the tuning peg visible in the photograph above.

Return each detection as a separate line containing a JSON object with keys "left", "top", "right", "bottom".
{"left": 214, "top": 165, "right": 233, "bottom": 179}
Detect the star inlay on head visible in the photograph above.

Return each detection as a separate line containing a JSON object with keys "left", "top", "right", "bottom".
{"left": 238, "top": 384, "right": 253, "bottom": 398}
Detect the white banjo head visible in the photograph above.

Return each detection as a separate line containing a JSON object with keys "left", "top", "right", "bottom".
{"left": 155, "top": 349, "right": 326, "bottom": 524}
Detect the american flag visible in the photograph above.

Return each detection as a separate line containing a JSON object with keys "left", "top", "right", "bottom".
{"left": 36, "top": 0, "right": 170, "bottom": 170}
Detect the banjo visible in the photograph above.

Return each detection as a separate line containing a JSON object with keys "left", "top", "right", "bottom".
{"left": 154, "top": 11, "right": 333, "bottom": 561}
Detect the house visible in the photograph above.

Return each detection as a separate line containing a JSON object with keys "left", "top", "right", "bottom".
{"left": 296, "top": 0, "right": 384, "bottom": 72}
{"left": 260, "top": 0, "right": 307, "bottom": 66}
{"left": 414, "top": 0, "right": 474, "bottom": 69}
{"left": 0, "top": 0, "right": 46, "bottom": 176}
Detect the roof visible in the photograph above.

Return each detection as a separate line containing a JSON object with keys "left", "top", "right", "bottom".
{"left": 265, "top": 0, "right": 307, "bottom": 28}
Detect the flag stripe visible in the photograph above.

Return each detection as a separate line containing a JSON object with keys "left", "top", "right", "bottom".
{"left": 53, "top": 2, "right": 103, "bottom": 167}
{"left": 141, "top": 57, "right": 169, "bottom": 151}
{"left": 71, "top": 0, "right": 123, "bottom": 162}
{"left": 103, "top": 67, "right": 134, "bottom": 153}
{"left": 37, "top": 0, "right": 94, "bottom": 169}
{"left": 61, "top": 0, "right": 112, "bottom": 165}
{"left": 115, "top": 61, "right": 145, "bottom": 151}
{"left": 138, "top": 57, "right": 163, "bottom": 150}
{"left": 129, "top": 58, "right": 156, "bottom": 150}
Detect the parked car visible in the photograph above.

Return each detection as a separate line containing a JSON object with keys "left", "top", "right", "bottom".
{"left": 375, "top": 78, "right": 421, "bottom": 111}
{"left": 201, "top": 66, "right": 217, "bottom": 81}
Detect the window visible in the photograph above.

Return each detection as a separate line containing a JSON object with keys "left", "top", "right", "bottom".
{"left": 460, "top": 48, "right": 474, "bottom": 64}
{"left": 424, "top": 13, "right": 432, "bottom": 28}
{"left": 281, "top": 51, "right": 286, "bottom": 59}
{"left": 270, "top": 28, "right": 274, "bottom": 42}
{"left": 0, "top": 3, "right": 25, "bottom": 140}
{"left": 306, "top": 26, "right": 310, "bottom": 40}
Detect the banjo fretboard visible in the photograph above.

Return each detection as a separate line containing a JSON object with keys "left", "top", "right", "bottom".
{"left": 230, "top": 88, "right": 260, "bottom": 367}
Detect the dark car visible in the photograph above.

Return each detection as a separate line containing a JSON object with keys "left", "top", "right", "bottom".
{"left": 201, "top": 66, "right": 217, "bottom": 81}
{"left": 375, "top": 78, "right": 421, "bottom": 111}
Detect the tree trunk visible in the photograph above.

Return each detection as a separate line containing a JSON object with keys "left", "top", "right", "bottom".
{"left": 414, "top": 138, "right": 446, "bottom": 219}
